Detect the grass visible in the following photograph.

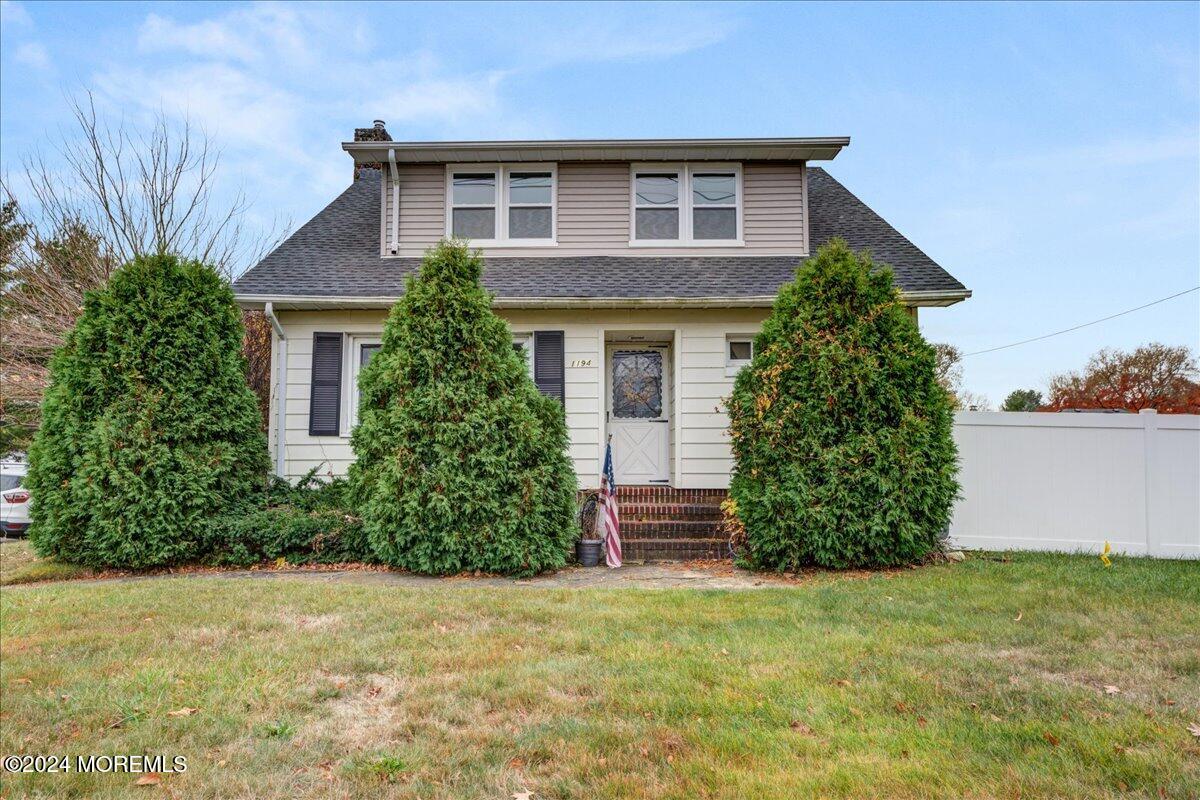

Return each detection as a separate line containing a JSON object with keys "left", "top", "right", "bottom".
{"left": 0, "top": 539, "right": 92, "bottom": 585}
{"left": 1, "top": 553, "right": 1197, "bottom": 799}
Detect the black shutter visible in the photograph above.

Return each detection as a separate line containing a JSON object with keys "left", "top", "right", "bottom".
{"left": 533, "top": 330, "right": 565, "bottom": 404}
{"left": 308, "top": 332, "right": 343, "bottom": 436}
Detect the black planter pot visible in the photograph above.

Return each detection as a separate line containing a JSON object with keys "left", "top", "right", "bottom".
{"left": 576, "top": 539, "right": 603, "bottom": 567}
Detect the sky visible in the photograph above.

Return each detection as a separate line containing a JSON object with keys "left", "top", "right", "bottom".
{"left": 1, "top": 0, "right": 1197, "bottom": 404}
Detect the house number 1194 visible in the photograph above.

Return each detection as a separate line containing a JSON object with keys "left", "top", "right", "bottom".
{"left": 569, "top": 359, "right": 593, "bottom": 368}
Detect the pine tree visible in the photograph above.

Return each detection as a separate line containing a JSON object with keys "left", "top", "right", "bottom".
{"left": 727, "top": 239, "right": 959, "bottom": 570}
{"left": 26, "top": 254, "right": 268, "bottom": 568}
{"left": 348, "top": 241, "right": 577, "bottom": 576}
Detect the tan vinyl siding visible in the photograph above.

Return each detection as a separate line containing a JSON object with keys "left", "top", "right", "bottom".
{"left": 384, "top": 164, "right": 444, "bottom": 254}
{"left": 387, "top": 161, "right": 806, "bottom": 257}
{"left": 743, "top": 162, "right": 806, "bottom": 251}
{"left": 274, "top": 308, "right": 767, "bottom": 488}
{"left": 556, "top": 163, "right": 630, "bottom": 248}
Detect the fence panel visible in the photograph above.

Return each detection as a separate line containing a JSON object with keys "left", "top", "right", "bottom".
{"left": 949, "top": 410, "right": 1199, "bottom": 559}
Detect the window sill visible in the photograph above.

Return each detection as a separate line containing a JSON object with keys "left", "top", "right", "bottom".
{"left": 448, "top": 239, "right": 559, "bottom": 248}
{"left": 627, "top": 240, "right": 745, "bottom": 248}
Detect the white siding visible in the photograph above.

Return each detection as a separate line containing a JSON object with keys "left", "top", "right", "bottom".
{"left": 386, "top": 161, "right": 806, "bottom": 257}
{"left": 275, "top": 308, "right": 767, "bottom": 488}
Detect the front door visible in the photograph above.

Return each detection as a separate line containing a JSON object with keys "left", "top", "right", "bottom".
{"left": 608, "top": 347, "right": 670, "bottom": 484}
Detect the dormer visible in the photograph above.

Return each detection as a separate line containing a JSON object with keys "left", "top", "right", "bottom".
{"left": 343, "top": 135, "right": 849, "bottom": 259}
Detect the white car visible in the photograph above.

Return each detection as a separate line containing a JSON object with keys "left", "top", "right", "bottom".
{"left": 1, "top": 457, "right": 31, "bottom": 537}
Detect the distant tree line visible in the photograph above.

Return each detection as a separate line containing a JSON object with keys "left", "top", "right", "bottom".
{"left": 932, "top": 341, "right": 1199, "bottom": 415}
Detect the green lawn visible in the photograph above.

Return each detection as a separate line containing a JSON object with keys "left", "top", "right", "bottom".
{"left": 1, "top": 551, "right": 1197, "bottom": 799}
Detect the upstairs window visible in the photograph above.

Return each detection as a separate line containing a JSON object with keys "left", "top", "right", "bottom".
{"left": 631, "top": 163, "right": 741, "bottom": 245}
{"left": 634, "top": 172, "right": 680, "bottom": 240}
{"left": 450, "top": 173, "right": 497, "bottom": 239}
{"left": 447, "top": 164, "right": 556, "bottom": 245}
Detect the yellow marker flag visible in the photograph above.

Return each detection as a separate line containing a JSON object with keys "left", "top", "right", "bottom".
{"left": 1100, "top": 541, "right": 1112, "bottom": 568}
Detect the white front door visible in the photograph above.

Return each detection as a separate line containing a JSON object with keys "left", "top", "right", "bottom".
{"left": 608, "top": 347, "right": 670, "bottom": 484}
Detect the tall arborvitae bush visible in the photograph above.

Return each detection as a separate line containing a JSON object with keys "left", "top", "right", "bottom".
{"left": 26, "top": 254, "right": 268, "bottom": 568}
{"left": 348, "top": 240, "right": 577, "bottom": 576}
{"left": 727, "top": 240, "right": 958, "bottom": 570}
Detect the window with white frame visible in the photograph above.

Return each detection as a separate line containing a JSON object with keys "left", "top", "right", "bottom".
{"left": 726, "top": 335, "right": 754, "bottom": 375}
{"left": 447, "top": 165, "right": 556, "bottom": 244}
{"left": 511, "top": 333, "right": 535, "bottom": 378}
{"left": 347, "top": 336, "right": 382, "bottom": 431}
{"left": 631, "top": 164, "right": 742, "bottom": 245}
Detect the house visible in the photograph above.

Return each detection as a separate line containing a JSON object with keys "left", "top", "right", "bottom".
{"left": 233, "top": 123, "right": 969, "bottom": 557}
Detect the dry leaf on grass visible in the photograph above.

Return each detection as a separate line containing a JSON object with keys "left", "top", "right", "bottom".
{"left": 1043, "top": 731, "right": 1060, "bottom": 747}
{"left": 1187, "top": 722, "right": 1200, "bottom": 738}
{"left": 835, "top": 679, "right": 852, "bottom": 687}
{"left": 1013, "top": 611, "right": 1023, "bottom": 622}
{"left": 789, "top": 720, "right": 814, "bottom": 735}
{"left": 1104, "top": 686, "right": 1121, "bottom": 695}
{"left": 513, "top": 792, "right": 533, "bottom": 800}
{"left": 134, "top": 773, "right": 161, "bottom": 786}
{"left": 167, "top": 707, "right": 199, "bottom": 717}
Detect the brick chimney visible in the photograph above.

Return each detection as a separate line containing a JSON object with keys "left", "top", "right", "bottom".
{"left": 354, "top": 119, "right": 392, "bottom": 142}
{"left": 353, "top": 120, "right": 391, "bottom": 180}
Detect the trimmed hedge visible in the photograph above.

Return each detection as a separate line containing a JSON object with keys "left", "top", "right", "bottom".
{"left": 348, "top": 240, "right": 577, "bottom": 576}
{"left": 26, "top": 254, "right": 269, "bottom": 569}
{"left": 208, "top": 474, "right": 373, "bottom": 567}
{"left": 727, "top": 240, "right": 959, "bottom": 570}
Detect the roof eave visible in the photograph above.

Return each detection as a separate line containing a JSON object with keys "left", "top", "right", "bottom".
{"left": 342, "top": 136, "right": 851, "bottom": 165}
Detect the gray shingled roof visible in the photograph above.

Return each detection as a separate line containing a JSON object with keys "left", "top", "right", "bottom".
{"left": 232, "top": 167, "right": 966, "bottom": 301}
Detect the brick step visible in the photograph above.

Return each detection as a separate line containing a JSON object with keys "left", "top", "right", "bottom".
{"left": 621, "top": 520, "right": 724, "bottom": 539}
{"left": 615, "top": 486, "right": 728, "bottom": 503}
{"left": 621, "top": 538, "right": 729, "bottom": 561}
{"left": 620, "top": 502, "right": 725, "bottom": 522}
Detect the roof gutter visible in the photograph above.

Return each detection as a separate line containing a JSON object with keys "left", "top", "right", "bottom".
{"left": 236, "top": 289, "right": 971, "bottom": 311}
{"left": 263, "top": 302, "right": 288, "bottom": 478}
{"left": 387, "top": 147, "right": 399, "bottom": 255}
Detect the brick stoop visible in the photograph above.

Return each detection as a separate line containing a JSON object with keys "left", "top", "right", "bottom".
{"left": 614, "top": 486, "right": 729, "bottom": 561}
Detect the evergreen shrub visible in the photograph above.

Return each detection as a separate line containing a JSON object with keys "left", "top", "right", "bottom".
{"left": 26, "top": 254, "right": 268, "bottom": 568}
{"left": 727, "top": 240, "right": 958, "bottom": 569}
{"left": 348, "top": 241, "right": 577, "bottom": 576}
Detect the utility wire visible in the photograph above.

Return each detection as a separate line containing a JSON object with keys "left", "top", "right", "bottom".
{"left": 963, "top": 286, "right": 1200, "bottom": 357}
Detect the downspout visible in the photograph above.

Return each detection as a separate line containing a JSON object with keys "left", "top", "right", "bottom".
{"left": 263, "top": 302, "right": 288, "bottom": 478}
{"left": 387, "top": 147, "right": 400, "bottom": 254}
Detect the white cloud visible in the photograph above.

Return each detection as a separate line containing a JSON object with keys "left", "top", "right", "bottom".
{"left": 0, "top": 0, "right": 32, "bottom": 28}
{"left": 138, "top": 5, "right": 312, "bottom": 66}
{"left": 533, "top": 8, "right": 732, "bottom": 66}
{"left": 13, "top": 41, "right": 49, "bottom": 70}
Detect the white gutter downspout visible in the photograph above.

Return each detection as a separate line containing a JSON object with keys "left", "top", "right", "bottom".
{"left": 263, "top": 302, "right": 288, "bottom": 478}
{"left": 387, "top": 147, "right": 399, "bottom": 254}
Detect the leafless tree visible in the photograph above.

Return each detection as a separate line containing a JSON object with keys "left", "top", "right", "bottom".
{"left": 1, "top": 94, "right": 286, "bottom": 448}
{"left": 16, "top": 93, "right": 282, "bottom": 279}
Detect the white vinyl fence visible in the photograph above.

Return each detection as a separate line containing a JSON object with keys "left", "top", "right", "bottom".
{"left": 949, "top": 410, "right": 1199, "bottom": 559}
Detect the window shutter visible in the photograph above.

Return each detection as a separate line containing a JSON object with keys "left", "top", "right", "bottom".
{"left": 533, "top": 330, "right": 565, "bottom": 404}
{"left": 308, "top": 332, "right": 343, "bottom": 436}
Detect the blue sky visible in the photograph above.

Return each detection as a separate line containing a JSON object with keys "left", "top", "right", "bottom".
{"left": 2, "top": 0, "right": 1197, "bottom": 403}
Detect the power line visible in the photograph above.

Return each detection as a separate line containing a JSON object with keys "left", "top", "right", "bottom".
{"left": 963, "top": 286, "right": 1200, "bottom": 357}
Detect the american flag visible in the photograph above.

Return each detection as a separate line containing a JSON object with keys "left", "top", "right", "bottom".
{"left": 601, "top": 439, "right": 622, "bottom": 568}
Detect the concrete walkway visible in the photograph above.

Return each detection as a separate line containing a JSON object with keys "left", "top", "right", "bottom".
{"left": 16, "top": 561, "right": 832, "bottom": 590}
